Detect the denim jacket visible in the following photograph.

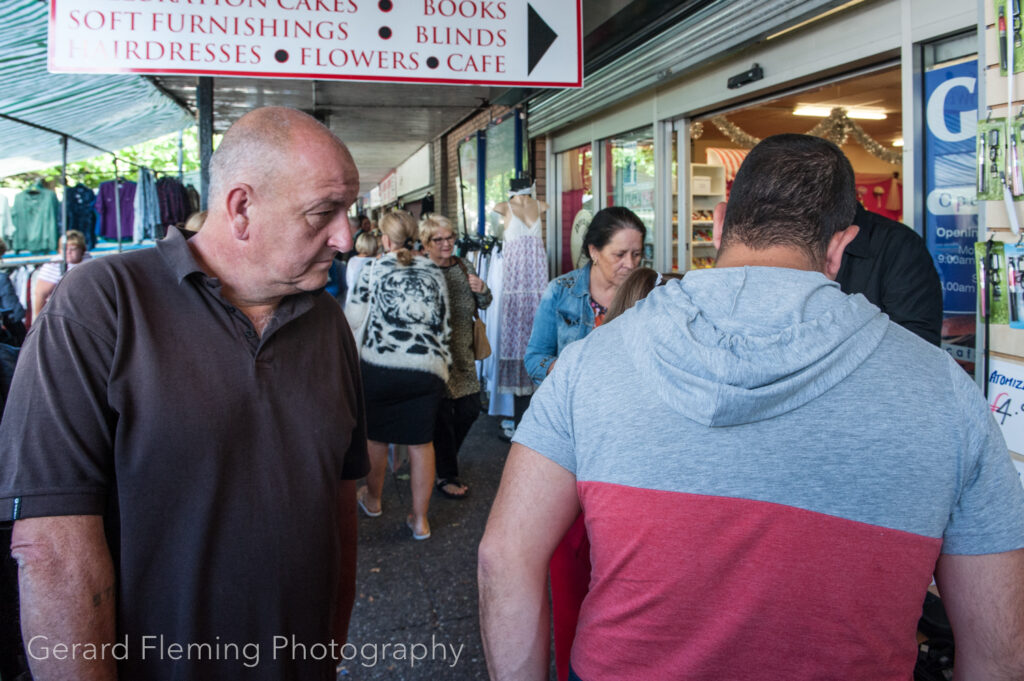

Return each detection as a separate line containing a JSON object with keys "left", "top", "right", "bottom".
{"left": 524, "top": 264, "right": 595, "bottom": 384}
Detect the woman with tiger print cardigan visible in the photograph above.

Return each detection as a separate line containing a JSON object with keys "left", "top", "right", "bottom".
{"left": 345, "top": 209, "right": 451, "bottom": 541}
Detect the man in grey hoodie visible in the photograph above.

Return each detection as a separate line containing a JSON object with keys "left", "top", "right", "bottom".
{"left": 479, "top": 134, "right": 1024, "bottom": 681}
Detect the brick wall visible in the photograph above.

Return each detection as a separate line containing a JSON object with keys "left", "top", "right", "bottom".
{"left": 531, "top": 135, "right": 547, "bottom": 241}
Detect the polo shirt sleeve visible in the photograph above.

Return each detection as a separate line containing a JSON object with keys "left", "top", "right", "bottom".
{"left": 0, "top": 298, "right": 116, "bottom": 520}
{"left": 512, "top": 340, "right": 581, "bottom": 476}
{"left": 941, "top": 361, "right": 1024, "bottom": 555}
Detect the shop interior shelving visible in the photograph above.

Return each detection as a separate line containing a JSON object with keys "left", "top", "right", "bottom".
{"left": 688, "top": 163, "right": 725, "bottom": 271}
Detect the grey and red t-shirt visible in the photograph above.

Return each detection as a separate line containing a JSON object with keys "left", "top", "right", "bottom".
{"left": 515, "top": 267, "right": 1024, "bottom": 681}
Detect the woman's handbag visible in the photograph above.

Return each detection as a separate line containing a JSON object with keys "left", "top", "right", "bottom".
{"left": 455, "top": 258, "right": 492, "bottom": 361}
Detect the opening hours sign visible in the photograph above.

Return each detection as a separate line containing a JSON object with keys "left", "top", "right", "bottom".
{"left": 47, "top": 0, "right": 582, "bottom": 87}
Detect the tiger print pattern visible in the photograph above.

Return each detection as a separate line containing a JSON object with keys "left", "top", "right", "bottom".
{"left": 345, "top": 253, "right": 451, "bottom": 381}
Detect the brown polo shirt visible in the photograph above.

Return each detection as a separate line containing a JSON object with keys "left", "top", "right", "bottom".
{"left": 0, "top": 228, "right": 368, "bottom": 680}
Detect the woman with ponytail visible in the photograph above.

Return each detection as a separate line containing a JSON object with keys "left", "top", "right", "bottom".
{"left": 345, "top": 209, "right": 451, "bottom": 540}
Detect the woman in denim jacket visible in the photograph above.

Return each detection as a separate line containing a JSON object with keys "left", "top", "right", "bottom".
{"left": 521, "top": 205, "right": 646, "bottom": 681}
{"left": 523, "top": 206, "right": 646, "bottom": 383}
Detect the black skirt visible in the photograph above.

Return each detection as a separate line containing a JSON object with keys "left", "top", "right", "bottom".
{"left": 360, "top": 361, "right": 445, "bottom": 445}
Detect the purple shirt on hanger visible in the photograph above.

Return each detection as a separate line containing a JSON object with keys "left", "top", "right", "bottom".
{"left": 95, "top": 180, "right": 137, "bottom": 240}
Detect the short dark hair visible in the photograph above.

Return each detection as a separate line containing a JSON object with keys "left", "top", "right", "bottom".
{"left": 720, "top": 134, "right": 857, "bottom": 265}
{"left": 582, "top": 206, "right": 646, "bottom": 260}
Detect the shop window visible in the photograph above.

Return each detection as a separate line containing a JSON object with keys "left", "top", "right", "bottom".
{"left": 458, "top": 114, "right": 525, "bottom": 237}
{"left": 556, "top": 143, "right": 592, "bottom": 273}
{"left": 689, "top": 65, "right": 904, "bottom": 272}
{"left": 457, "top": 136, "right": 479, "bottom": 235}
{"left": 605, "top": 128, "right": 655, "bottom": 265}
{"left": 484, "top": 115, "right": 525, "bottom": 236}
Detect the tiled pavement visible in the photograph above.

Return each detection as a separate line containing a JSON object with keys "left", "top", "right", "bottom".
{"left": 340, "top": 414, "right": 518, "bottom": 681}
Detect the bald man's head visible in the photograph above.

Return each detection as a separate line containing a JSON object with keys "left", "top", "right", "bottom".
{"left": 208, "top": 107, "right": 350, "bottom": 208}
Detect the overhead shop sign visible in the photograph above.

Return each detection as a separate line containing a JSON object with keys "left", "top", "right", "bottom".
{"left": 47, "top": 0, "right": 582, "bottom": 87}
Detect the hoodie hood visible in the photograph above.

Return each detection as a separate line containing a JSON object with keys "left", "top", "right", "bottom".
{"left": 618, "top": 267, "right": 888, "bottom": 427}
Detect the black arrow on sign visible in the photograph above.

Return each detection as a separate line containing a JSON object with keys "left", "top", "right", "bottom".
{"left": 527, "top": 4, "right": 557, "bottom": 75}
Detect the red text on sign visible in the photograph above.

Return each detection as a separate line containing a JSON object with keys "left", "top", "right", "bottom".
{"left": 423, "top": 0, "right": 506, "bottom": 20}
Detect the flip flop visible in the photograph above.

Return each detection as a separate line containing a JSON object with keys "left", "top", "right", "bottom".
{"left": 435, "top": 477, "right": 470, "bottom": 500}
{"left": 357, "top": 487, "right": 382, "bottom": 518}
{"left": 406, "top": 517, "right": 431, "bottom": 541}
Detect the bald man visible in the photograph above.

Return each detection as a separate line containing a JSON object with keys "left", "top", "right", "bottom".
{"left": 0, "top": 108, "right": 369, "bottom": 680}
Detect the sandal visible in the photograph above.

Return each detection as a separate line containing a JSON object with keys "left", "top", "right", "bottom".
{"left": 406, "top": 516, "right": 431, "bottom": 541}
{"left": 435, "top": 478, "right": 470, "bottom": 500}
{"left": 357, "top": 487, "right": 382, "bottom": 518}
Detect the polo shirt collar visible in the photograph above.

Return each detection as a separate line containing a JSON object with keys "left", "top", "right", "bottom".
{"left": 157, "top": 226, "right": 317, "bottom": 326}
{"left": 846, "top": 206, "right": 874, "bottom": 259}
{"left": 158, "top": 226, "right": 206, "bottom": 284}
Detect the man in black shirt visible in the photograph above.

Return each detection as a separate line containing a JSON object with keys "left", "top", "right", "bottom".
{"left": 0, "top": 108, "right": 369, "bottom": 680}
{"left": 836, "top": 204, "right": 943, "bottom": 346}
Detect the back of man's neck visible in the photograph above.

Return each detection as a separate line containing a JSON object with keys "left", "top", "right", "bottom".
{"left": 714, "top": 245, "right": 819, "bottom": 273}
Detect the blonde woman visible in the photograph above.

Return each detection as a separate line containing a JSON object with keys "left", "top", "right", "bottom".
{"left": 32, "top": 230, "right": 91, "bottom": 319}
{"left": 420, "top": 213, "right": 492, "bottom": 499}
{"left": 345, "top": 209, "right": 451, "bottom": 540}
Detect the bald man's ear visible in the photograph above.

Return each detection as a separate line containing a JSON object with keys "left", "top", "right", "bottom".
{"left": 225, "top": 184, "right": 253, "bottom": 240}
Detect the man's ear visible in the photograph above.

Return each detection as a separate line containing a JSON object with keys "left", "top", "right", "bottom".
{"left": 823, "top": 225, "right": 859, "bottom": 280}
{"left": 225, "top": 184, "right": 253, "bottom": 240}
{"left": 711, "top": 201, "right": 727, "bottom": 250}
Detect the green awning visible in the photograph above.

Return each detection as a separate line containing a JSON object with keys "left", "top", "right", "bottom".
{"left": 0, "top": 0, "right": 195, "bottom": 178}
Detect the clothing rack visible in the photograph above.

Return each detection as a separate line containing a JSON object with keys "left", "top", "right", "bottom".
{"left": 1, "top": 113, "right": 191, "bottom": 253}
{"left": 456, "top": 234, "right": 502, "bottom": 257}
{"left": 1, "top": 112, "right": 146, "bottom": 254}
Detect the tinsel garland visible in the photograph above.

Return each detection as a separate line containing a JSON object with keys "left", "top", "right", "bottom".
{"left": 846, "top": 116, "right": 902, "bottom": 164}
{"left": 709, "top": 107, "right": 902, "bottom": 165}
{"left": 710, "top": 116, "right": 761, "bottom": 148}
{"left": 690, "top": 121, "right": 704, "bottom": 140}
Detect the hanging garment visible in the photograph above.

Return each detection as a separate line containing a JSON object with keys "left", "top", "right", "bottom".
{"left": 64, "top": 184, "right": 98, "bottom": 249}
{"left": 10, "top": 187, "right": 59, "bottom": 253}
{"left": 185, "top": 185, "right": 200, "bottom": 214}
{"left": 9, "top": 266, "right": 32, "bottom": 312}
{"left": 156, "top": 176, "right": 190, "bottom": 230}
{"left": 498, "top": 214, "right": 547, "bottom": 396}
{"left": 0, "top": 195, "right": 14, "bottom": 243}
{"left": 95, "top": 179, "right": 137, "bottom": 241}
{"left": 483, "top": 249, "right": 514, "bottom": 417}
{"left": 133, "top": 168, "right": 160, "bottom": 242}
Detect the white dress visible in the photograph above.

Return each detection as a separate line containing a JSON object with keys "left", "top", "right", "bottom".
{"left": 498, "top": 213, "right": 547, "bottom": 395}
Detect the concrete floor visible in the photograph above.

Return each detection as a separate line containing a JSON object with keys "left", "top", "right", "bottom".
{"left": 340, "top": 414, "right": 515, "bottom": 681}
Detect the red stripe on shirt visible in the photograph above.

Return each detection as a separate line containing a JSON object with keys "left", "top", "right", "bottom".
{"left": 572, "top": 481, "right": 941, "bottom": 681}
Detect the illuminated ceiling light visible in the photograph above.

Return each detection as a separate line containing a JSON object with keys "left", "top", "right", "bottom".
{"left": 792, "top": 105, "right": 888, "bottom": 120}
{"left": 892, "top": 138, "right": 904, "bottom": 147}
{"left": 767, "top": 0, "right": 868, "bottom": 40}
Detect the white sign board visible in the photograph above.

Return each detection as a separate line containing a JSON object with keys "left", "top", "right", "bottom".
{"left": 986, "top": 357, "right": 1024, "bottom": 452}
{"left": 47, "top": 0, "right": 582, "bottom": 87}
{"left": 397, "top": 145, "right": 431, "bottom": 197}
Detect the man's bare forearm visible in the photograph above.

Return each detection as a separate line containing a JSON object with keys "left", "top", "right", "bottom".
{"left": 11, "top": 516, "right": 117, "bottom": 681}
{"left": 477, "top": 547, "right": 551, "bottom": 681}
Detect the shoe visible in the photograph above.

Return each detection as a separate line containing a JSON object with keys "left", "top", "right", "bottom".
{"left": 435, "top": 477, "right": 470, "bottom": 500}
{"left": 356, "top": 487, "right": 382, "bottom": 518}
{"left": 406, "top": 516, "right": 431, "bottom": 541}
